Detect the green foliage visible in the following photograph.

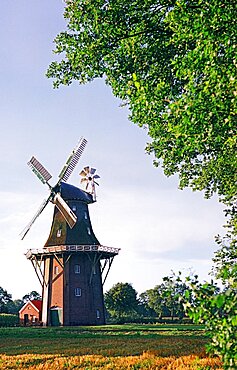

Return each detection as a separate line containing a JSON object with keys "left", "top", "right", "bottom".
{"left": 213, "top": 236, "right": 237, "bottom": 288}
{"left": 47, "top": 0, "right": 237, "bottom": 208}
{"left": 104, "top": 282, "right": 140, "bottom": 322}
{"left": 0, "top": 287, "right": 12, "bottom": 313}
{"left": 138, "top": 291, "right": 157, "bottom": 318}
{"left": 0, "top": 314, "right": 18, "bottom": 327}
{"left": 22, "top": 291, "right": 42, "bottom": 303}
{"left": 185, "top": 276, "right": 237, "bottom": 370}
{"left": 141, "top": 271, "right": 191, "bottom": 320}
{"left": 5, "top": 299, "right": 24, "bottom": 315}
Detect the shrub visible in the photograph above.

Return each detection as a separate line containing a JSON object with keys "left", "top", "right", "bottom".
{"left": 0, "top": 313, "right": 19, "bottom": 327}
{"left": 185, "top": 279, "right": 237, "bottom": 370}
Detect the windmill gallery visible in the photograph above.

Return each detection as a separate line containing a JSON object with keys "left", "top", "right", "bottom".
{"left": 20, "top": 138, "right": 120, "bottom": 326}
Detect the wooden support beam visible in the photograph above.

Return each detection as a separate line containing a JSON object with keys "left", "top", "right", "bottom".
{"left": 30, "top": 259, "right": 43, "bottom": 287}
{"left": 102, "top": 256, "right": 114, "bottom": 285}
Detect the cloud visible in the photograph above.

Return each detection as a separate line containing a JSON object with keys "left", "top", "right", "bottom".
{"left": 91, "top": 186, "right": 225, "bottom": 293}
{"left": 91, "top": 186, "right": 225, "bottom": 254}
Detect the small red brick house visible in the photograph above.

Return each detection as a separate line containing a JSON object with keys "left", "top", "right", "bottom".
{"left": 19, "top": 300, "right": 42, "bottom": 326}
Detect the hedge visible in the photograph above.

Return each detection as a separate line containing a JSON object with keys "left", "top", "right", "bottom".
{"left": 0, "top": 314, "right": 19, "bottom": 327}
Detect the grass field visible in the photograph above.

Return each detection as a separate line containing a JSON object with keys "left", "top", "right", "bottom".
{"left": 0, "top": 324, "right": 223, "bottom": 369}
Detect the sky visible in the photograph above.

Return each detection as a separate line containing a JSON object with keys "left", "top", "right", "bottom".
{"left": 0, "top": 1, "right": 226, "bottom": 300}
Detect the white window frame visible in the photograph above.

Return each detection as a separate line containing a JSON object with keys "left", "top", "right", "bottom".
{"left": 74, "top": 264, "right": 81, "bottom": 274}
{"left": 75, "top": 288, "right": 82, "bottom": 297}
{"left": 57, "top": 229, "right": 62, "bottom": 237}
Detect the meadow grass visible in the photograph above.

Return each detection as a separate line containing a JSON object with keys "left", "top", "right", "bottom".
{"left": 0, "top": 324, "right": 223, "bottom": 369}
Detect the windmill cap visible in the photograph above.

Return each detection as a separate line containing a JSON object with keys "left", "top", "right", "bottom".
{"left": 58, "top": 182, "right": 94, "bottom": 203}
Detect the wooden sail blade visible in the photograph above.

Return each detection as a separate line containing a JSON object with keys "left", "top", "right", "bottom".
{"left": 28, "top": 156, "right": 52, "bottom": 184}
{"left": 53, "top": 193, "right": 77, "bottom": 229}
{"left": 58, "top": 137, "right": 87, "bottom": 183}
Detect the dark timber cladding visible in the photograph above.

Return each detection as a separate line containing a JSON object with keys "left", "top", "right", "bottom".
{"left": 26, "top": 182, "right": 120, "bottom": 326}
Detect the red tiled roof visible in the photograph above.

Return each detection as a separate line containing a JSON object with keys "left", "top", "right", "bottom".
{"left": 31, "top": 300, "right": 42, "bottom": 311}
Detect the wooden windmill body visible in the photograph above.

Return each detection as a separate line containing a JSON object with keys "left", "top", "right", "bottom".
{"left": 22, "top": 139, "right": 119, "bottom": 326}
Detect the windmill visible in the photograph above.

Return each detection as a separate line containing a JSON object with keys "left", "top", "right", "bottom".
{"left": 22, "top": 138, "right": 120, "bottom": 326}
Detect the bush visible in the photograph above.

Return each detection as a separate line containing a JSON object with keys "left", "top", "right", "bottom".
{"left": 185, "top": 280, "right": 237, "bottom": 370}
{"left": 0, "top": 314, "right": 19, "bottom": 327}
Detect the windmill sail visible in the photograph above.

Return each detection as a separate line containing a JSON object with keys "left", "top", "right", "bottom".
{"left": 22, "top": 137, "right": 87, "bottom": 240}
{"left": 20, "top": 196, "right": 51, "bottom": 240}
{"left": 59, "top": 137, "right": 87, "bottom": 183}
{"left": 28, "top": 156, "right": 52, "bottom": 184}
{"left": 53, "top": 193, "right": 77, "bottom": 228}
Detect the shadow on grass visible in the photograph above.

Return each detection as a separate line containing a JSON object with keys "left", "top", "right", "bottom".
{"left": 0, "top": 324, "right": 208, "bottom": 358}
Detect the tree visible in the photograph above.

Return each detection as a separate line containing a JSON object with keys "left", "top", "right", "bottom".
{"left": 104, "top": 282, "right": 140, "bottom": 322}
{"left": 138, "top": 291, "right": 157, "bottom": 318}
{"left": 213, "top": 234, "right": 237, "bottom": 288}
{"left": 140, "top": 287, "right": 164, "bottom": 319}
{"left": 160, "top": 272, "right": 191, "bottom": 320}
{"left": 22, "top": 291, "right": 41, "bottom": 303}
{"left": 46, "top": 1, "right": 236, "bottom": 365}
{"left": 0, "top": 287, "right": 12, "bottom": 313}
{"left": 184, "top": 276, "right": 237, "bottom": 370}
{"left": 46, "top": 0, "right": 237, "bottom": 210}
{"left": 5, "top": 299, "right": 24, "bottom": 315}
{"left": 142, "top": 271, "right": 192, "bottom": 320}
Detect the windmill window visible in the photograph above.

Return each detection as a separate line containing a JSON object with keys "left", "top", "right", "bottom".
{"left": 84, "top": 211, "right": 88, "bottom": 220}
{"left": 57, "top": 229, "right": 62, "bottom": 237}
{"left": 72, "top": 205, "right": 77, "bottom": 212}
{"left": 75, "top": 288, "right": 81, "bottom": 297}
{"left": 96, "top": 309, "right": 100, "bottom": 319}
{"left": 74, "top": 264, "right": 81, "bottom": 274}
{"left": 87, "top": 227, "right": 91, "bottom": 235}
{"left": 54, "top": 266, "right": 59, "bottom": 275}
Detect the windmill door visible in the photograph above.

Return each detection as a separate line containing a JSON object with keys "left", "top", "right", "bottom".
{"left": 50, "top": 307, "right": 63, "bottom": 326}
